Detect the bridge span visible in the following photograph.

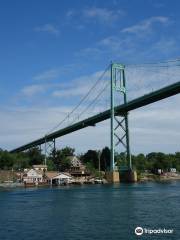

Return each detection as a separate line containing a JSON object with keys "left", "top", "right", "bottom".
{"left": 11, "top": 81, "right": 180, "bottom": 153}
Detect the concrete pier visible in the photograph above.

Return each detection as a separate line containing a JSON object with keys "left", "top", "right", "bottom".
{"left": 105, "top": 170, "right": 137, "bottom": 183}
{"left": 105, "top": 171, "right": 120, "bottom": 183}
{"left": 119, "top": 170, "right": 137, "bottom": 183}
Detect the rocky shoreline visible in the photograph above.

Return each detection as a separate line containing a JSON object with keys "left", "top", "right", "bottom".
{"left": 139, "top": 173, "right": 180, "bottom": 182}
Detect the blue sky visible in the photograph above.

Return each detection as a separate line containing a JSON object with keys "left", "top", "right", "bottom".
{"left": 0, "top": 0, "right": 180, "bottom": 153}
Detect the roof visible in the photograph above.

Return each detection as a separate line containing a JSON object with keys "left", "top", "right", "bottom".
{"left": 45, "top": 171, "right": 73, "bottom": 179}
{"left": 53, "top": 173, "right": 72, "bottom": 179}
{"left": 36, "top": 170, "right": 44, "bottom": 175}
{"left": 63, "top": 172, "right": 72, "bottom": 177}
{"left": 66, "top": 156, "right": 83, "bottom": 167}
{"left": 45, "top": 171, "right": 59, "bottom": 179}
{"left": 33, "top": 165, "right": 47, "bottom": 168}
{"left": 24, "top": 169, "right": 43, "bottom": 177}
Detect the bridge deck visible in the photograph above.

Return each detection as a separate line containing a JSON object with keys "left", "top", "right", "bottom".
{"left": 10, "top": 81, "right": 180, "bottom": 153}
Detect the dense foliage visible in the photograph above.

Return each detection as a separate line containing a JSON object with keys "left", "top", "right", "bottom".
{"left": 0, "top": 147, "right": 180, "bottom": 173}
{"left": 49, "top": 147, "right": 75, "bottom": 171}
{"left": 132, "top": 152, "right": 180, "bottom": 172}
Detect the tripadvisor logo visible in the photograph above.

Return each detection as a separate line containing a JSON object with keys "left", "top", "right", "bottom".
{"left": 135, "top": 227, "right": 143, "bottom": 236}
{"left": 135, "top": 226, "right": 174, "bottom": 236}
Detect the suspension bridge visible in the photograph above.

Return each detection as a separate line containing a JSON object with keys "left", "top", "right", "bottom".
{"left": 10, "top": 60, "right": 180, "bottom": 182}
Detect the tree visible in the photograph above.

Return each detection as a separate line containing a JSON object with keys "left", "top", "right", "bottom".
{"left": 100, "top": 147, "right": 110, "bottom": 171}
{"left": 145, "top": 152, "right": 174, "bottom": 172}
{"left": 82, "top": 150, "right": 99, "bottom": 169}
{"left": 12, "top": 153, "right": 29, "bottom": 170}
{"left": 26, "top": 147, "right": 44, "bottom": 166}
{"left": 63, "top": 146, "right": 75, "bottom": 156}
{"left": 60, "top": 158, "right": 71, "bottom": 171}
{"left": 46, "top": 159, "right": 56, "bottom": 171}
{"left": 115, "top": 152, "right": 128, "bottom": 169}
{"left": 174, "top": 152, "right": 180, "bottom": 171}
{"left": 50, "top": 147, "right": 75, "bottom": 171}
{"left": 133, "top": 153, "right": 147, "bottom": 171}
{"left": 0, "top": 150, "right": 14, "bottom": 169}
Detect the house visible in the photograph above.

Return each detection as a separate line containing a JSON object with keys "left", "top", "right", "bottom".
{"left": 170, "top": 168, "right": 176, "bottom": 173}
{"left": 45, "top": 171, "right": 59, "bottom": 184}
{"left": 45, "top": 171, "right": 73, "bottom": 185}
{"left": 68, "top": 156, "right": 82, "bottom": 167}
{"left": 33, "top": 165, "right": 47, "bottom": 171}
{"left": 66, "top": 156, "right": 84, "bottom": 170}
{"left": 66, "top": 156, "right": 90, "bottom": 179}
{"left": 23, "top": 169, "right": 44, "bottom": 184}
{"left": 52, "top": 173, "right": 73, "bottom": 185}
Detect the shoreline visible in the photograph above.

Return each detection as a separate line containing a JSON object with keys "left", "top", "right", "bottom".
{"left": 139, "top": 173, "right": 180, "bottom": 182}
{"left": 1, "top": 175, "right": 180, "bottom": 188}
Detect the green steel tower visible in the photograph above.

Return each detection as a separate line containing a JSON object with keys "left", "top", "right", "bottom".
{"left": 110, "top": 63, "right": 132, "bottom": 171}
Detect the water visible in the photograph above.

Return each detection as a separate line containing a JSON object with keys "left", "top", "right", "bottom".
{"left": 0, "top": 182, "right": 180, "bottom": 240}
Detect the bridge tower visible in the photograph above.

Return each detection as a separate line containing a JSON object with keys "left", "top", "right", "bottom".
{"left": 44, "top": 136, "right": 56, "bottom": 166}
{"left": 110, "top": 63, "right": 132, "bottom": 172}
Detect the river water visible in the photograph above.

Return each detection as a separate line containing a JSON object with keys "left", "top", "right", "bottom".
{"left": 0, "top": 182, "right": 180, "bottom": 240}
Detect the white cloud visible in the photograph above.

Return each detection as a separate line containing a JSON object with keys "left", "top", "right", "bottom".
{"left": 52, "top": 70, "right": 109, "bottom": 100}
{"left": 1, "top": 95, "right": 180, "bottom": 154}
{"left": 1, "top": 65, "right": 179, "bottom": 154}
{"left": 76, "top": 35, "right": 134, "bottom": 60}
{"left": 153, "top": 39, "right": 177, "bottom": 53}
{"left": 33, "top": 63, "right": 84, "bottom": 81}
{"left": 94, "top": 22, "right": 177, "bottom": 61}
{"left": 20, "top": 67, "right": 108, "bottom": 101}
{"left": 33, "top": 69, "right": 59, "bottom": 81}
{"left": 66, "top": 9, "right": 76, "bottom": 18}
{"left": 134, "top": 38, "right": 179, "bottom": 61}
{"left": 21, "top": 84, "right": 46, "bottom": 97}
{"left": 77, "top": 47, "right": 102, "bottom": 59}
{"left": 34, "top": 24, "right": 60, "bottom": 35}
{"left": 98, "top": 36, "right": 126, "bottom": 51}
{"left": 129, "top": 97, "right": 180, "bottom": 153}
{"left": 66, "top": 7, "right": 125, "bottom": 25}
{"left": 82, "top": 7, "right": 124, "bottom": 23}
{"left": 75, "top": 14, "right": 176, "bottom": 62}
{"left": 121, "top": 16, "right": 169, "bottom": 34}
{"left": 0, "top": 106, "right": 72, "bottom": 150}
{"left": 52, "top": 85, "right": 90, "bottom": 98}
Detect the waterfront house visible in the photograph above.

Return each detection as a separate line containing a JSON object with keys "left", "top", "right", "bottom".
{"left": 52, "top": 172, "right": 73, "bottom": 185}
{"left": 45, "top": 171, "right": 73, "bottom": 185}
{"left": 68, "top": 156, "right": 82, "bottom": 168}
{"left": 67, "top": 156, "right": 90, "bottom": 179}
{"left": 32, "top": 165, "right": 47, "bottom": 171}
{"left": 23, "top": 169, "right": 43, "bottom": 184}
{"left": 45, "top": 171, "right": 59, "bottom": 184}
{"left": 67, "top": 156, "right": 85, "bottom": 172}
{"left": 170, "top": 168, "right": 176, "bottom": 173}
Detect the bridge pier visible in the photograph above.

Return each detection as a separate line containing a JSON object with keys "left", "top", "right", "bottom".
{"left": 119, "top": 170, "right": 137, "bottom": 183}
{"left": 105, "top": 170, "right": 137, "bottom": 183}
{"left": 105, "top": 171, "right": 120, "bottom": 183}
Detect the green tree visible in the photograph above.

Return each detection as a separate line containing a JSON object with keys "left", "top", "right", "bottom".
{"left": 0, "top": 150, "right": 14, "bottom": 169}
{"left": 46, "top": 159, "right": 56, "bottom": 171}
{"left": 133, "top": 153, "right": 146, "bottom": 171}
{"left": 82, "top": 150, "right": 99, "bottom": 169}
{"left": 26, "top": 147, "right": 44, "bottom": 166}
{"left": 50, "top": 147, "right": 75, "bottom": 171}
{"left": 100, "top": 147, "right": 110, "bottom": 171}
{"left": 12, "top": 153, "right": 29, "bottom": 170}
